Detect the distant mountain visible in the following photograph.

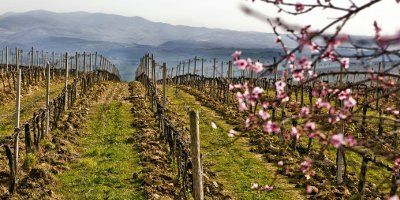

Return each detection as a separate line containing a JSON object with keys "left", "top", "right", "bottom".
{"left": 0, "top": 10, "right": 293, "bottom": 49}
{"left": 0, "top": 10, "right": 371, "bottom": 80}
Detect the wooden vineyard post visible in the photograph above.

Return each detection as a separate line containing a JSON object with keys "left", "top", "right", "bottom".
{"left": 358, "top": 156, "right": 368, "bottom": 197}
{"left": 64, "top": 52, "right": 69, "bottom": 111}
{"left": 5, "top": 46, "right": 8, "bottom": 72}
{"left": 212, "top": 58, "right": 216, "bottom": 98}
{"left": 162, "top": 63, "right": 167, "bottom": 107}
{"left": 183, "top": 61, "right": 185, "bottom": 76}
{"left": 15, "top": 49, "right": 21, "bottom": 129}
{"left": 175, "top": 64, "right": 179, "bottom": 83}
{"left": 41, "top": 50, "right": 44, "bottom": 67}
{"left": 194, "top": 56, "right": 197, "bottom": 75}
{"left": 337, "top": 62, "right": 345, "bottom": 185}
{"left": 220, "top": 61, "right": 224, "bottom": 79}
{"left": 45, "top": 62, "right": 50, "bottom": 137}
{"left": 75, "top": 52, "right": 79, "bottom": 78}
{"left": 189, "top": 110, "right": 204, "bottom": 200}
{"left": 152, "top": 59, "right": 157, "bottom": 111}
{"left": 201, "top": 59, "right": 204, "bottom": 77}
{"left": 146, "top": 54, "right": 150, "bottom": 77}
{"left": 89, "top": 53, "right": 93, "bottom": 72}
{"left": 188, "top": 59, "right": 191, "bottom": 75}
{"left": 94, "top": 52, "right": 98, "bottom": 70}
{"left": 271, "top": 57, "right": 277, "bottom": 120}
{"left": 13, "top": 49, "right": 21, "bottom": 193}
{"left": 99, "top": 55, "right": 104, "bottom": 70}
{"left": 170, "top": 67, "right": 174, "bottom": 81}
{"left": 83, "top": 52, "right": 86, "bottom": 73}
{"left": 51, "top": 51, "right": 55, "bottom": 66}
{"left": 201, "top": 59, "right": 205, "bottom": 91}
{"left": 161, "top": 63, "right": 167, "bottom": 137}
{"left": 226, "top": 61, "right": 232, "bottom": 104}
{"left": 36, "top": 51, "right": 39, "bottom": 67}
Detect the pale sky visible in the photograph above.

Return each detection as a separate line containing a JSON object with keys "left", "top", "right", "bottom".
{"left": 0, "top": 0, "right": 399, "bottom": 36}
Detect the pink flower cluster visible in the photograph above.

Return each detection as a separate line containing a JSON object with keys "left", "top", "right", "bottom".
{"left": 295, "top": 2, "right": 305, "bottom": 12}
{"left": 338, "top": 89, "right": 357, "bottom": 108}
{"left": 232, "top": 51, "right": 264, "bottom": 73}
{"left": 263, "top": 120, "right": 281, "bottom": 134}
{"left": 306, "top": 185, "right": 318, "bottom": 194}
{"left": 275, "top": 80, "right": 289, "bottom": 102}
{"left": 300, "top": 158, "right": 315, "bottom": 180}
{"left": 386, "top": 107, "right": 400, "bottom": 116}
{"left": 389, "top": 195, "right": 400, "bottom": 200}
{"left": 393, "top": 157, "right": 400, "bottom": 174}
{"left": 251, "top": 183, "right": 274, "bottom": 191}
{"left": 234, "top": 82, "right": 265, "bottom": 112}
{"left": 330, "top": 133, "right": 356, "bottom": 149}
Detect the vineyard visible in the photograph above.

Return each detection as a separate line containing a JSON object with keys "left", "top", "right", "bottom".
{"left": 0, "top": 40, "right": 394, "bottom": 200}
{"left": 0, "top": 45, "right": 398, "bottom": 199}
{"left": 0, "top": 1, "right": 399, "bottom": 200}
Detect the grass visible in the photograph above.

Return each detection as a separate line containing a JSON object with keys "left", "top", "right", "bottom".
{"left": 165, "top": 85, "right": 304, "bottom": 200}
{"left": 0, "top": 80, "right": 70, "bottom": 136}
{"left": 56, "top": 97, "right": 144, "bottom": 199}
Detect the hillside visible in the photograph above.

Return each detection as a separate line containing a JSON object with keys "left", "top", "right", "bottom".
{"left": 0, "top": 10, "right": 294, "bottom": 80}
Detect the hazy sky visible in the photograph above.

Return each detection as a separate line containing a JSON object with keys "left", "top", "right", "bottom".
{"left": 0, "top": 0, "right": 399, "bottom": 36}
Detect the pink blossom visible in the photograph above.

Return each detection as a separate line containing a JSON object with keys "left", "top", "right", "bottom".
{"left": 260, "top": 185, "right": 274, "bottom": 191}
{"left": 245, "top": 118, "right": 251, "bottom": 128}
{"left": 330, "top": 133, "right": 345, "bottom": 148}
{"left": 298, "top": 57, "right": 311, "bottom": 70}
{"left": 252, "top": 87, "right": 264, "bottom": 96}
{"left": 275, "top": 36, "right": 282, "bottom": 43}
{"left": 232, "top": 51, "right": 242, "bottom": 61}
{"left": 309, "top": 42, "right": 320, "bottom": 53}
{"left": 393, "top": 157, "right": 400, "bottom": 174}
{"left": 228, "top": 130, "right": 236, "bottom": 137}
{"left": 338, "top": 89, "right": 352, "bottom": 100}
{"left": 278, "top": 94, "right": 289, "bottom": 102}
{"left": 253, "top": 62, "right": 264, "bottom": 73}
{"left": 287, "top": 53, "right": 296, "bottom": 62}
{"left": 291, "top": 126, "right": 300, "bottom": 139}
{"left": 374, "top": 21, "right": 382, "bottom": 41}
{"left": 316, "top": 98, "right": 332, "bottom": 110}
{"left": 300, "top": 158, "right": 313, "bottom": 174}
{"left": 278, "top": 161, "right": 284, "bottom": 166}
{"left": 389, "top": 195, "right": 399, "bottom": 200}
{"left": 234, "top": 84, "right": 243, "bottom": 89}
{"left": 292, "top": 70, "right": 305, "bottom": 82}
{"left": 304, "top": 121, "right": 316, "bottom": 131}
{"left": 239, "top": 101, "right": 248, "bottom": 112}
{"left": 344, "top": 97, "right": 357, "bottom": 108}
{"left": 234, "top": 59, "right": 248, "bottom": 70}
{"left": 295, "top": 2, "right": 305, "bottom": 12}
{"left": 258, "top": 109, "right": 270, "bottom": 121}
{"left": 345, "top": 135, "right": 356, "bottom": 147}
{"left": 275, "top": 81, "right": 286, "bottom": 92}
{"left": 306, "top": 185, "right": 318, "bottom": 194}
{"left": 263, "top": 121, "right": 281, "bottom": 133}
{"left": 340, "top": 58, "right": 350, "bottom": 69}
{"left": 387, "top": 107, "right": 400, "bottom": 115}
{"left": 306, "top": 185, "right": 312, "bottom": 194}
{"left": 251, "top": 183, "right": 259, "bottom": 190}
{"left": 299, "top": 107, "right": 310, "bottom": 116}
